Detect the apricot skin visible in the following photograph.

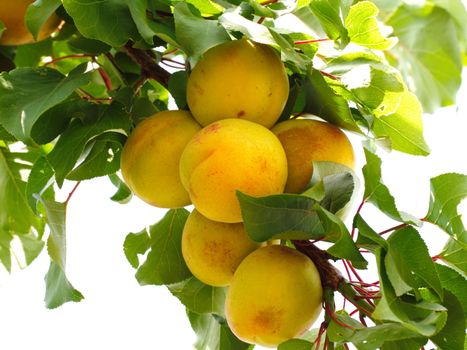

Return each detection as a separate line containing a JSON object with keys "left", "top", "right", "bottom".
{"left": 272, "top": 118, "right": 355, "bottom": 194}
{"left": 186, "top": 38, "right": 289, "bottom": 128}
{"left": 120, "top": 110, "right": 201, "bottom": 208}
{"left": 0, "top": 1, "right": 61, "bottom": 46}
{"left": 225, "top": 245, "right": 323, "bottom": 347}
{"left": 179, "top": 118, "right": 288, "bottom": 223}
{"left": 181, "top": 209, "right": 261, "bottom": 287}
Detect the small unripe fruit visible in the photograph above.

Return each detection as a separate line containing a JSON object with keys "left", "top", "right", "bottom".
{"left": 181, "top": 209, "right": 261, "bottom": 287}
{"left": 225, "top": 245, "right": 323, "bottom": 347}
{"left": 179, "top": 118, "right": 288, "bottom": 223}
{"left": 121, "top": 110, "right": 201, "bottom": 208}
{"left": 187, "top": 38, "right": 289, "bottom": 128}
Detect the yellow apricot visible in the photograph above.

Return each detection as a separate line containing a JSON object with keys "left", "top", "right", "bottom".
{"left": 225, "top": 245, "right": 323, "bottom": 347}
{"left": 0, "top": 0, "right": 61, "bottom": 46}
{"left": 272, "top": 118, "right": 355, "bottom": 194}
{"left": 120, "top": 110, "right": 201, "bottom": 208}
{"left": 179, "top": 118, "right": 288, "bottom": 223}
{"left": 186, "top": 38, "right": 289, "bottom": 128}
{"left": 181, "top": 209, "right": 261, "bottom": 287}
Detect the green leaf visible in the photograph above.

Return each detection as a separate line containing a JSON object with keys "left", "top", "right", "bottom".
{"left": 345, "top": 1, "right": 396, "bottom": 50}
{"left": 350, "top": 323, "right": 422, "bottom": 350}
{"left": 0, "top": 21, "right": 5, "bottom": 38}
{"left": 439, "top": 238, "right": 467, "bottom": 275}
{"left": 355, "top": 214, "right": 388, "bottom": 251}
{"left": 168, "top": 277, "right": 227, "bottom": 316}
{"left": 278, "top": 338, "right": 314, "bottom": 350}
{"left": 303, "top": 68, "right": 361, "bottom": 133}
{"left": 25, "top": 0, "right": 61, "bottom": 40}
{"left": 430, "top": 291, "right": 466, "bottom": 350}
{"left": 426, "top": 173, "right": 467, "bottom": 242}
{"left": 0, "top": 66, "right": 92, "bottom": 142}
{"left": 168, "top": 70, "right": 188, "bottom": 109}
{"left": 237, "top": 191, "right": 324, "bottom": 242}
{"left": 431, "top": 0, "right": 467, "bottom": 49}
{"left": 44, "top": 261, "right": 84, "bottom": 309}
{"left": 108, "top": 173, "right": 132, "bottom": 203}
{"left": 386, "top": 227, "right": 443, "bottom": 299}
{"left": 67, "top": 35, "right": 112, "bottom": 55}
{"left": 135, "top": 209, "right": 192, "bottom": 285}
{"left": 62, "top": 0, "right": 140, "bottom": 46}
{"left": 187, "top": 311, "right": 250, "bottom": 350}
{"left": 66, "top": 132, "right": 125, "bottom": 181}
{"left": 388, "top": 4, "right": 462, "bottom": 112}
{"left": 436, "top": 264, "right": 467, "bottom": 318}
{"left": 219, "top": 11, "right": 276, "bottom": 46}
{"left": 308, "top": 0, "right": 349, "bottom": 46}
{"left": 123, "top": 228, "right": 151, "bottom": 269}
{"left": 186, "top": 0, "right": 224, "bottom": 16}
{"left": 303, "top": 161, "right": 358, "bottom": 216}
{"left": 26, "top": 156, "right": 55, "bottom": 213}
{"left": 315, "top": 207, "right": 367, "bottom": 268}
{"left": 373, "top": 91, "right": 430, "bottom": 156}
{"left": 174, "top": 2, "right": 230, "bottom": 62}
{"left": 14, "top": 40, "right": 53, "bottom": 68}
{"left": 47, "top": 103, "right": 130, "bottom": 187}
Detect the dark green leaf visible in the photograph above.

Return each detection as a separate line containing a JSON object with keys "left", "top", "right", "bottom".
{"left": 14, "top": 40, "right": 53, "bottom": 68}
{"left": 0, "top": 66, "right": 92, "bottom": 142}
{"left": 237, "top": 191, "right": 324, "bottom": 242}
{"left": 136, "top": 209, "right": 192, "bottom": 285}
{"left": 108, "top": 173, "right": 132, "bottom": 203}
{"left": 439, "top": 238, "right": 467, "bottom": 275}
{"left": 303, "top": 68, "right": 361, "bottom": 133}
{"left": 426, "top": 173, "right": 467, "bottom": 242}
{"left": 26, "top": 156, "right": 55, "bottom": 213}
{"left": 67, "top": 35, "right": 111, "bottom": 55}
{"left": 386, "top": 227, "right": 443, "bottom": 298}
{"left": 315, "top": 207, "right": 367, "bottom": 268}
{"left": 168, "top": 70, "right": 188, "bottom": 109}
{"left": 66, "top": 132, "right": 125, "bottom": 181}
{"left": 174, "top": 2, "right": 230, "bottom": 62}
{"left": 62, "top": 0, "right": 140, "bottom": 46}
{"left": 25, "top": 0, "right": 61, "bottom": 39}
{"left": 47, "top": 103, "right": 130, "bottom": 187}
{"left": 355, "top": 214, "right": 388, "bottom": 251}
{"left": 351, "top": 323, "right": 422, "bottom": 350}
{"left": 168, "top": 276, "right": 226, "bottom": 316}
{"left": 345, "top": 1, "right": 395, "bottom": 50}
{"left": 430, "top": 291, "right": 466, "bottom": 350}
{"left": 123, "top": 228, "right": 151, "bottom": 269}
{"left": 44, "top": 261, "right": 84, "bottom": 309}
{"left": 436, "top": 264, "right": 467, "bottom": 318}
{"left": 388, "top": 5, "right": 462, "bottom": 112}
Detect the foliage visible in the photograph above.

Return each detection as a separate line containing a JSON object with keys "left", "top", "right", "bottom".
{"left": 0, "top": 0, "right": 466, "bottom": 349}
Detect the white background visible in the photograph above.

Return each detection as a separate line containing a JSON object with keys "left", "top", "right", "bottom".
{"left": 0, "top": 75, "right": 466, "bottom": 349}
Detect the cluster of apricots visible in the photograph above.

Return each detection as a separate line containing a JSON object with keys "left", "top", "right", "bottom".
{"left": 0, "top": 1, "right": 61, "bottom": 46}
{"left": 121, "top": 38, "right": 355, "bottom": 347}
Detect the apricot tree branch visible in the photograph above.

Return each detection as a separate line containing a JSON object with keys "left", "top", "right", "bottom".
{"left": 124, "top": 42, "right": 171, "bottom": 89}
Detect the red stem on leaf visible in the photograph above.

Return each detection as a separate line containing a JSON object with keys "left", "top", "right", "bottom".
{"left": 320, "top": 70, "right": 339, "bottom": 80}
{"left": 97, "top": 67, "right": 113, "bottom": 91}
{"left": 43, "top": 53, "right": 94, "bottom": 66}
{"left": 378, "top": 222, "right": 409, "bottom": 236}
{"left": 260, "top": 0, "right": 279, "bottom": 5}
{"left": 294, "top": 38, "right": 331, "bottom": 45}
{"left": 65, "top": 181, "right": 81, "bottom": 206}
{"left": 324, "top": 303, "right": 355, "bottom": 330}
{"left": 351, "top": 199, "right": 366, "bottom": 238}
{"left": 257, "top": 16, "right": 266, "bottom": 24}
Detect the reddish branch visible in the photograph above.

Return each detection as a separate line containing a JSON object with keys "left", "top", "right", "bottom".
{"left": 124, "top": 42, "right": 171, "bottom": 88}
{"left": 294, "top": 38, "right": 331, "bottom": 45}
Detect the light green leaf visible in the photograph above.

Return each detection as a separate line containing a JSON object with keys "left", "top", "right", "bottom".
{"left": 123, "top": 228, "right": 150, "bottom": 269}
{"left": 373, "top": 91, "right": 430, "bottom": 156}
{"left": 386, "top": 227, "right": 443, "bottom": 299}
{"left": 174, "top": 2, "right": 230, "bottom": 63}
{"left": 426, "top": 173, "right": 467, "bottom": 242}
{"left": 303, "top": 68, "right": 361, "bottom": 133}
{"left": 25, "top": 0, "right": 61, "bottom": 40}
{"left": 47, "top": 103, "right": 130, "bottom": 187}
{"left": 62, "top": 0, "right": 140, "bottom": 46}
{"left": 308, "top": 0, "right": 349, "bottom": 46}
{"left": 278, "top": 338, "right": 314, "bottom": 350}
{"left": 355, "top": 214, "right": 388, "bottom": 251}
{"left": 26, "top": 156, "right": 55, "bottom": 213}
{"left": 351, "top": 323, "right": 422, "bottom": 350}
{"left": 135, "top": 209, "right": 192, "bottom": 285}
{"left": 439, "top": 238, "right": 467, "bottom": 275}
{"left": 168, "top": 276, "right": 227, "bottom": 316}
{"left": 0, "top": 66, "right": 92, "bottom": 142}
{"left": 345, "top": 1, "right": 396, "bottom": 50}
{"left": 44, "top": 261, "right": 84, "bottom": 309}
{"left": 108, "top": 173, "right": 132, "bottom": 203}
{"left": 187, "top": 0, "right": 224, "bottom": 15}
{"left": 388, "top": 5, "right": 462, "bottom": 112}
{"left": 237, "top": 191, "right": 324, "bottom": 242}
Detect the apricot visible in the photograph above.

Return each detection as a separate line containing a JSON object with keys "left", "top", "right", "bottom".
{"left": 225, "top": 245, "right": 323, "bottom": 347}
{"left": 181, "top": 209, "right": 261, "bottom": 287}
{"left": 179, "top": 118, "right": 288, "bottom": 223}
{"left": 0, "top": 1, "right": 61, "bottom": 46}
{"left": 186, "top": 38, "right": 289, "bottom": 128}
{"left": 272, "top": 118, "right": 355, "bottom": 194}
{"left": 120, "top": 110, "right": 201, "bottom": 208}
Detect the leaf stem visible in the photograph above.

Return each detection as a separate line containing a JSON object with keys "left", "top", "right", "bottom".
{"left": 378, "top": 222, "right": 409, "bottom": 236}
{"left": 351, "top": 199, "right": 366, "bottom": 238}
{"left": 65, "top": 181, "right": 81, "bottom": 207}
{"left": 294, "top": 38, "right": 331, "bottom": 45}
{"left": 43, "top": 54, "right": 94, "bottom": 66}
